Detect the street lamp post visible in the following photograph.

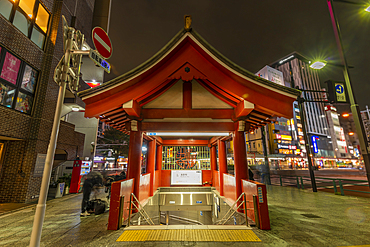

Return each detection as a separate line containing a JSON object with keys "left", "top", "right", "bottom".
{"left": 327, "top": 0, "right": 370, "bottom": 187}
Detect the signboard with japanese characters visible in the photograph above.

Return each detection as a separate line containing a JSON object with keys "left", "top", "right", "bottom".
{"left": 171, "top": 170, "right": 202, "bottom": 185}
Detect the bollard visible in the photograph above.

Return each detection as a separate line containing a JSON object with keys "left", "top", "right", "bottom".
{"left": 253, "top": 195, "right": 260, "bottom": 229}
{"left": 300, "top": 177, "right": 304, "bottom": 189}
{"left": 279, "top": 175, "right": 283, "bottom": 186}
{"left": 296, "top": 177, "right": 300, "bottom": 189}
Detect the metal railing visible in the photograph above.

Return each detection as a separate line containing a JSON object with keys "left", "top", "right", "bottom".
{"left": 127, "top": 193, "right": 155, "bottom": 226}
{"left": 271, "top": 174, "right": 369, "bottom": 196}
{"left": 217, "top": 193, "right": 251, "bottom": 226}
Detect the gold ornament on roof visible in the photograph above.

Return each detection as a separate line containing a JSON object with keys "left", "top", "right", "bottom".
{"left": 184, "top": 15, "right": 192, "bottom": 31}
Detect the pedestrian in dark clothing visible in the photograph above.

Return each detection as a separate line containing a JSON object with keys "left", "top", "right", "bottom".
{"left": 81, "top": 171, "right": 103, "bottom": 217}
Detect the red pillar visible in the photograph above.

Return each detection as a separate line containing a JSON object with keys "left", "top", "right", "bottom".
{"left": 210, "top": 145, "right": 217, "bottom": 186}
{"left": 233, "top": 130, "right": 248, "bottom": 199}
{"left": 218, "top": 140, "right": 227, "bottom": 196}
{"left": 127, "top": 130, "right": 143, "bottom": 200}
{"left": 147, "top": 139, "right": 156, "bottom": 196}
{"left": 156, "top": 144, "right": 163, "bottom": 187}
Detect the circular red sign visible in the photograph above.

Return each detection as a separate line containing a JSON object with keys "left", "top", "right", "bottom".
{"left": 92, "top": 27, "right": 113, "bottom": 59}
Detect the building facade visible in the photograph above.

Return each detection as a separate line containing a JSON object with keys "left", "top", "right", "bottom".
{"left": 270, "top": 52, "right": 334, "bottom": 159}
{"left": 0, "top": 0, "right": 100, "bottom": 203}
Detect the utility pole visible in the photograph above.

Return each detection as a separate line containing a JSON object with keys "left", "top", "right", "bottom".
{"left": 30, "top": 16, "right": 85, "bottom": 247}
{"left": 327, "top": 0, "right": 370, "bottom": 188}
{"left": 298, "top": 96, "right": 317, "bottom": 192}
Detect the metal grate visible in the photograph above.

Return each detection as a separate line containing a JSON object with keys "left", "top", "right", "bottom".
{"left": 162, "top": 146, "right": 210, "bottom": 170}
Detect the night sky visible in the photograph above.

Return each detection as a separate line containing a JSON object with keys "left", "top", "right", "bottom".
{"left": 105, "top": 0, "right": 370, "bottom": 109}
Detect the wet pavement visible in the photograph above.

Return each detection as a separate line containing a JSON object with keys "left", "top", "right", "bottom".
{"left": 0, "top": 185, "right": 370, "bottom": 246}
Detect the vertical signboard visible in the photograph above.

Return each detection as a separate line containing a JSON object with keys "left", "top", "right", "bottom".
{"left": 335, "top": 82, "right": 346, "bottom": 103}
{"left": 311, "top": 136, "right": 318, "bottom": 154}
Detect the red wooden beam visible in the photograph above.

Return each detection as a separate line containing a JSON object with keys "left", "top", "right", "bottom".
{"left": 122, "top": 100, "right": 141, "bottom": 118}
{"left": 141, "top": 122, "right": 235, "bottom": 132}
{"left": 162, "top": 139, "right": 209, "bottom": 146}
{"left": 235, "top": 100, "right": 254, "bottom": 119}
{"left": 142, "top": 109, "right": 234, "bottom": 119}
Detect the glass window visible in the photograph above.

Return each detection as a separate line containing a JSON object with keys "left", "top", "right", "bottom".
{"left": 0, "top": 82, "right": 15, "bottom": 108}
{"left": 21, "top": 64, "right": 37, "bottom": 93}
{"left": 18, "top": 0, "right": 35, "bottom": 18}
{"left": 35, "top": 3, "right": 49, "bottom": 33}
{"left": 15, "top": 91, "right": 32, "bottom": 113}
{"left": 31, "top": 27, "right": 44, "bottom": 48}
{"left": 0, "top": 52, "right": 21, "bottom": 85}
{"left": 13, "top": 10, "right": 31, "bottom": 36}
{"left": 0, "top": 0, "right": 13, "bottom": 20}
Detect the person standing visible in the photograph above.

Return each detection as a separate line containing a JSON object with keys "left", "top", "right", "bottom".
{"left": 80, "top": 171, "right": 104, "bottom": 217}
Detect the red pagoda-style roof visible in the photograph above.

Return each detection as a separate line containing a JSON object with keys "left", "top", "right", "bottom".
{"left": 79, "top": 28, "right": 301, "bottom": 134}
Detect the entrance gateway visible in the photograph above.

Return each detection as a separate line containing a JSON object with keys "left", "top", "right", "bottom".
{"left": 79, "top": 20, "right": 300, "bottom": 231}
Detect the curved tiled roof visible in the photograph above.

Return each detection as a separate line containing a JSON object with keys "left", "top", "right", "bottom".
{"left": 78, "top": 28, "right": 301, "bottom": 99}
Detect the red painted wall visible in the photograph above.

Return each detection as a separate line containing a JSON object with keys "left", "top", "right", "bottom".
{"left": 213, "top": 170, "right": 220, "bottom": 191}
{"left": 160, "top": 170, "right": 171, "bottom": 186}
{"left": 223, "top": 174, "right": 236, "bottom": 205}
{"left": 139, "top": 173, "right": 151, "bottom": 205}
{"left": 158, "top": 170, "right": 213, "bottom": 187}
{"left": 242, "top": 179, "right": 271, "bottom": 230}
{"left": 107, "top": 178, "right": 134, "bottom": 230}
{"left": 153, "top": 170, "right": 161, "bottom": 192}
{"left": 202, "top": 170, "right": 212, "bottom": 186}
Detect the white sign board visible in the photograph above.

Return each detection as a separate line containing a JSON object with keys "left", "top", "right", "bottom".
{"left": 171, "top": 170, "right": 202, "bottom": 185}
{"left": 256, "top": 65, "right": 285, "bottom": 86}
{"left": 33, "top": 153, "right": 46, "bottom": 177}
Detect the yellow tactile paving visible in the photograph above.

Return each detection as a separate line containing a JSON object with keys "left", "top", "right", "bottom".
{"left": 337, "top": 245, "right": 370, "bottom": 247}
{"left": 117, "top": 229, "right": 261, "bottom": 242}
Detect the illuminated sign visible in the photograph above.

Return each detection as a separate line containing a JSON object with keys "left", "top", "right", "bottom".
{"left": 171, "top": 170, "right": 202, "bottom": 185}
{"left": 311, "top": 136, "right": 318, "bottom": 153}
{"left": 335, "top": 83, "right": 346, "bottom": 102}
{"left": 278, "top": 144, "right": 297, "bottom": 150}
{"left": 276, "top": 134, "right": 292, "bottom": 140}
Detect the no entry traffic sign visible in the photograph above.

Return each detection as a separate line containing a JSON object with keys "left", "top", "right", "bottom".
{"left": 92, "top": 27, "right": 112, "bottom": 59}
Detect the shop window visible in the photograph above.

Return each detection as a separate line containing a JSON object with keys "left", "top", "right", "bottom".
{"left": 21, "top": 64, "right": 37, "bottom": 93}
{"left": 0, "top": 52, "right": 21, "bottom": 85}
{"left": 30, "top": 26, "right": 45, "bottom": 48}
{"left": 0, "top": 0, "right": 13, "bottom": 20}
{"left": 19, "top": 0, "right": 36, "bottom": 18}
{"left": 15, "top": 91, "right": 32, "bottom": 113}
{"left": 13, "top": 10, "right": 31, "bottom": 36}
{"left": 35, "top": 3, "right": 48, "bottom": 32}
{"left": 0, "top": 47, "right": 38, "bottom": 114}
{"left": 0, "top": 0, "right": 50, "bottom": 49}
{"left": 0, "top": 82, "right": 15, "bottom": 107}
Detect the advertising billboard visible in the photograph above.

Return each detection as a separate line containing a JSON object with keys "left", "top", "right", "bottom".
{"left": 256, "top": 65, "right": 285, "bottom": 86}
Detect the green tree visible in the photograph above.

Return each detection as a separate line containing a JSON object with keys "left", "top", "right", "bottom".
{"left": 98, "top": 126, "right": 130, "bottom": 167}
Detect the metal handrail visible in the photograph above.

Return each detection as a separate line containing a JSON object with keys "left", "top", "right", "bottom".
{"left": 127, "top": 193, "right": 155, "bottom": 226}
{"left": 217, "top": 192, "right": 250, "bottom": 226}
{"left": 272, "top": 174, "right": 369, "bottom": 196}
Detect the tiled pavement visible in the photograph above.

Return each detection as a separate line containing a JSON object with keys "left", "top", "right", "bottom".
{"left": 1, "top": 185, "right": 370, "bottom": 246}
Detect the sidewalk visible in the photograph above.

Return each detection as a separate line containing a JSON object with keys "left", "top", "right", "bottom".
{"left": 0, "top": 186, "right": 369, "bottom": 246}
